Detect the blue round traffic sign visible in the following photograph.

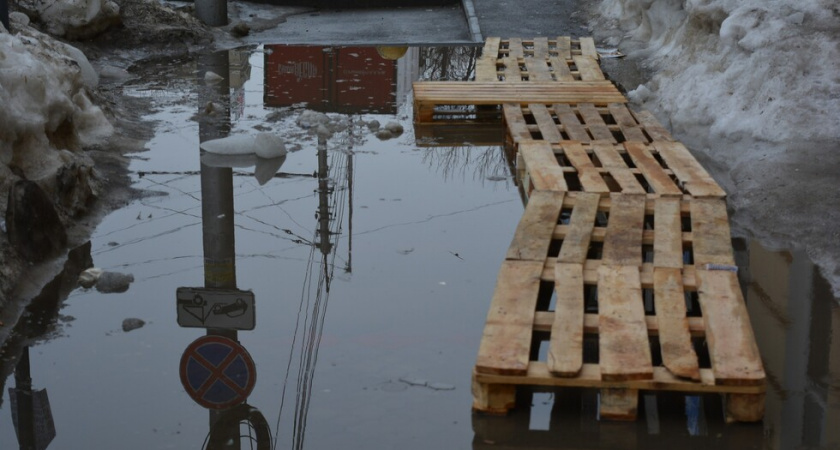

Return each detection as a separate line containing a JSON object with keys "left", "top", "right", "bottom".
{"left": 179, "top": 335, "right": 256, "bottom": 410}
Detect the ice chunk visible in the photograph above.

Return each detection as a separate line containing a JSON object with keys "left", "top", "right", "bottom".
{"left": 200, "top": 133, "right": 287, "bottom": 158}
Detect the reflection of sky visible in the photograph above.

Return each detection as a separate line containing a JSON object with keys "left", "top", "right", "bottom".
{"left": 0, "top": 47, "right": 523, "bottom": 449}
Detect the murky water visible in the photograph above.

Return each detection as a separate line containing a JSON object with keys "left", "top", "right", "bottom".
{"left": 1, "top": 46, "right": 838, "bottom": 449}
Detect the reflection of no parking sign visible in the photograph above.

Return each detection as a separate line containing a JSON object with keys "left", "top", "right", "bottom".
{"left": 179, "top": 335, "right": 256, "bottom": 410}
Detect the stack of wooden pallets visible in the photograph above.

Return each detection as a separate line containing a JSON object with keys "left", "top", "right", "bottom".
{"left": 413, "top": 37, "right": 767, "bottom": 422}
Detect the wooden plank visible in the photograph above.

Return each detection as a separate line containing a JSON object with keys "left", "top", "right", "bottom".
{"left": 592, "top": 141, "right": 646, "bottom": 194}
{"left": 520, "top": 141, "right": 568, "bottom": 191}
{"left": 624, "top": 141, "right": 682, "bottom": 196}
{"left": 476, "top": 260, "right": 544, "bottom": 375}
{"left": 474, "top": 364, "right": 766, "bottom": 394}
{"left": 549, "top": 57, "right": 574, "bottom": 81}
{"left": 579, "top": 37, "right": 598, "bottom": 59}
{"left": 556, "top": 36, "right": 572, "bottom": 60}
{"left": 654, "top": 267, "right": 700, "bottom": 380}
{"left": 506, "top": 190, "right": 564, "bottom": 261}
{"left": 600, "top": 388, "right": 639, "bottom": 421}
{"left": 529, "top": 104, "right": 563, "bottom": 142}
{"left": 503, "top": 104, "right": 532, "bottom": 143}
{"left": 533, "top": 37, "right": 549, "bottom": 58}
{"left": 525, "top": 59, "right": 553, "bottom": 81}
{"left": 482, "top": 37, "right": 501, "bottom": 59}
{"left": 653, "top": 196, "right": 683, "bottom": 268}
{"left": 598, "top": 265, "right": 653, "bottom": 381}
{"left": 548, "top": 263, "right": 585, "bottom": 376}
{"left": 696, "top": 270, "right": 765, "bottom": 386}
{"left": 501, "top": 56, "right": 522, "bottom": 82}
{"left": 508, "top": 37, "right": 525, "bottom": 59}
{"left": 475, "top": 57, "right": 499, "bottom": 82}
{"left": 562, "top": 141, "right": 611, "bottom": 193}
{"left": 578, "top": 103, "right": 616, "bottom": 141}
{"left": 690, "top": 197, "right": 735, "bottom": 267}
{"left": 609, "top": 103, "right": 648, "bottom": 142}
{"left": 574, "top": 55, "right": 605, "bottom": 81}
{"left": 557, "top": 192, "right": 600, "bottom": 263}
{"left": 541, "top": 258, "right": 699, "bottom": 290}
{"left": 412, "top": 82, "right": 627, "bottom": 104}
{"left": 553, "top": 104, "right": 591, "bottom": 141}
{"left": 533, "top": 311, "right": 707, "bottom": 337}
{"left": 556, "top": 225, "right": 692, "bottom": 247}
{"left": 602, "top": 194, "right": 646, "bottom": 266}
{"left": 653, "top": 141, "right": 726, "bottom": 198}
{"left": 631, "top": 109, "right": 673, "bottom": 141}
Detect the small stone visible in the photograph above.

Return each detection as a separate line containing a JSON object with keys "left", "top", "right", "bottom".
{"left": 384, "top": 122, "right": 404, "bottom": 136}
{"left": 122, "top": 318, "right": 145, "bottom": 332}
{"left": 375, "top": 130, "right": 393, "bottom": 140}
{"left": 367, "top": 120, "right": 381, "bottom": 131}
{"left": 96, "top": 271, "right": 134, "bottom": 293}
{"left": 231, "top": 22, "right": 250, "bottom": 37}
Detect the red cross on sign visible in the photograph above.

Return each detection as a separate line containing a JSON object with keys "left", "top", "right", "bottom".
{"left": 179, "top": 335, "right": 256, "bottom": 410}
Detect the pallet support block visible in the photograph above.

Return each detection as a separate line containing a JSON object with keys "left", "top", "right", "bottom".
{"left": 472, "top": 373, "right": 517, "bottom": 414}
{"left": 600, "top": 388, "right": 639, "bottom": 421}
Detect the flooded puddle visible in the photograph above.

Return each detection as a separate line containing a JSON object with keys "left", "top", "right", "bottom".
{"left": 1, "top": 45, "right": 838, "bottom": 449}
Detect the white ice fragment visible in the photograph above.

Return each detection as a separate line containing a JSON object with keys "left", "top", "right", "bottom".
{"left": 428, "top": 382, "right": 455, "bottom": 391}
{"left": 628, "top": 84, "right": 652, "bottom": 103}
{"left": 200, "top": 133, "right": 287, "bottom": 159}
{"left": 204, "top": 71, "right": 224, "bottom": 83}
{"left": 217, "top": 214, "right": 226, "bottom": 219}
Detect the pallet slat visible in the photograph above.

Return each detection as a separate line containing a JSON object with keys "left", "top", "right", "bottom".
{"left": 654, "top": 141, "right": 726, "bottom": 198}
{"left": 690, "top": 198, "right": 735, "bottom": 267}
{"left": 530, "top": 104, "right": 563, "bottom": 142}
{"left": 547, "top": 263, "right": 585, "bottom": 376}
{"left": 476, "top": 260, "right": 545, "bottom": 375}
{"left": 654, "top": 267, "right": 700, "bottom": 380}
{"left": 592, "top": 141, "right": 647, "bottom": 194}
{"left": 697, "top": 270, "right": 765, "bottom": 386}
{"left": 506, "top": 190, "right": 564, "bottom": 261}
{"left": 562, "top": 142, "right": 611, "bottom": 193}
{"left": 557, "top": 192, "right": 600, "bottom": 264}
{"left": 574, "top": 55, "right": 605, "bottom": 81}
{"left": 598, "top": 265, "right": 654, "bottom": 381}
{"left": 602, "top": 194, "right": 646, "bottom": 266}
{"left": 520, "top": 141, "right": 568, "bottom": 191}
{"left": 625, "top": 142, "right": 682, "bottom": 196}
{"left": 553, "top": 104, "right": 590, "bottom": 141}
{"left": 653, "top": 196, "right": 684, "bottom": 268}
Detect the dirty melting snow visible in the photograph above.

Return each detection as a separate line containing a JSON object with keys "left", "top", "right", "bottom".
{"left": 0, "top": 26, "right": 112, "bottom": 175}
{"left": 595, "top": 0, "right": 840, "bottom": 143}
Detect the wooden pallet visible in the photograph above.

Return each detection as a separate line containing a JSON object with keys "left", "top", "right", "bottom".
{"left": 504, "top": 103, "right": 674, "bottom": 146}
{"left": 413, "top": 36, "right": 611, "bottom": 124}
{"left": 477, "top": 37, "right": 603, "bottom": 82}
{"left": 515, "top": 140, "right": 726, "bottom": 198}
{"left": 473, "top": 191, "right": 765, "bottom": 422}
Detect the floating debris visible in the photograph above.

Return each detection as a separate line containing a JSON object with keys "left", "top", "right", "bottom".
{"left": 122, "top": 318, "right": 146, "bottom": 332}
{"left": 596, "top": 48, "right": 625, "bottom": 58}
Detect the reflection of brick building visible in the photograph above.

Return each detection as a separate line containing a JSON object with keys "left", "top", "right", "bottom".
{"left": 264, "top": 46, "right": 405, "bottom": 114}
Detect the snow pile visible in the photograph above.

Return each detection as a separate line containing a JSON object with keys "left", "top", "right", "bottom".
{"left": 37, "top": 0, "right": 121, "bottom": 39}
{"left": 0, "top": 27, "right": 112, "bottom": 178}
{"left": 593, "top": 0, "right": 840, "bottom": 143}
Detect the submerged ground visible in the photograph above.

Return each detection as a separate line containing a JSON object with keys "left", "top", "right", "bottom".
{"left": 1, "top": 0, "right": 838, "bottom": 448}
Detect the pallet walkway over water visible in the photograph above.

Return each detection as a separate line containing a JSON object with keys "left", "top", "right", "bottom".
{"left": 414, "top": 37, "right": 766, "bottom": 423}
